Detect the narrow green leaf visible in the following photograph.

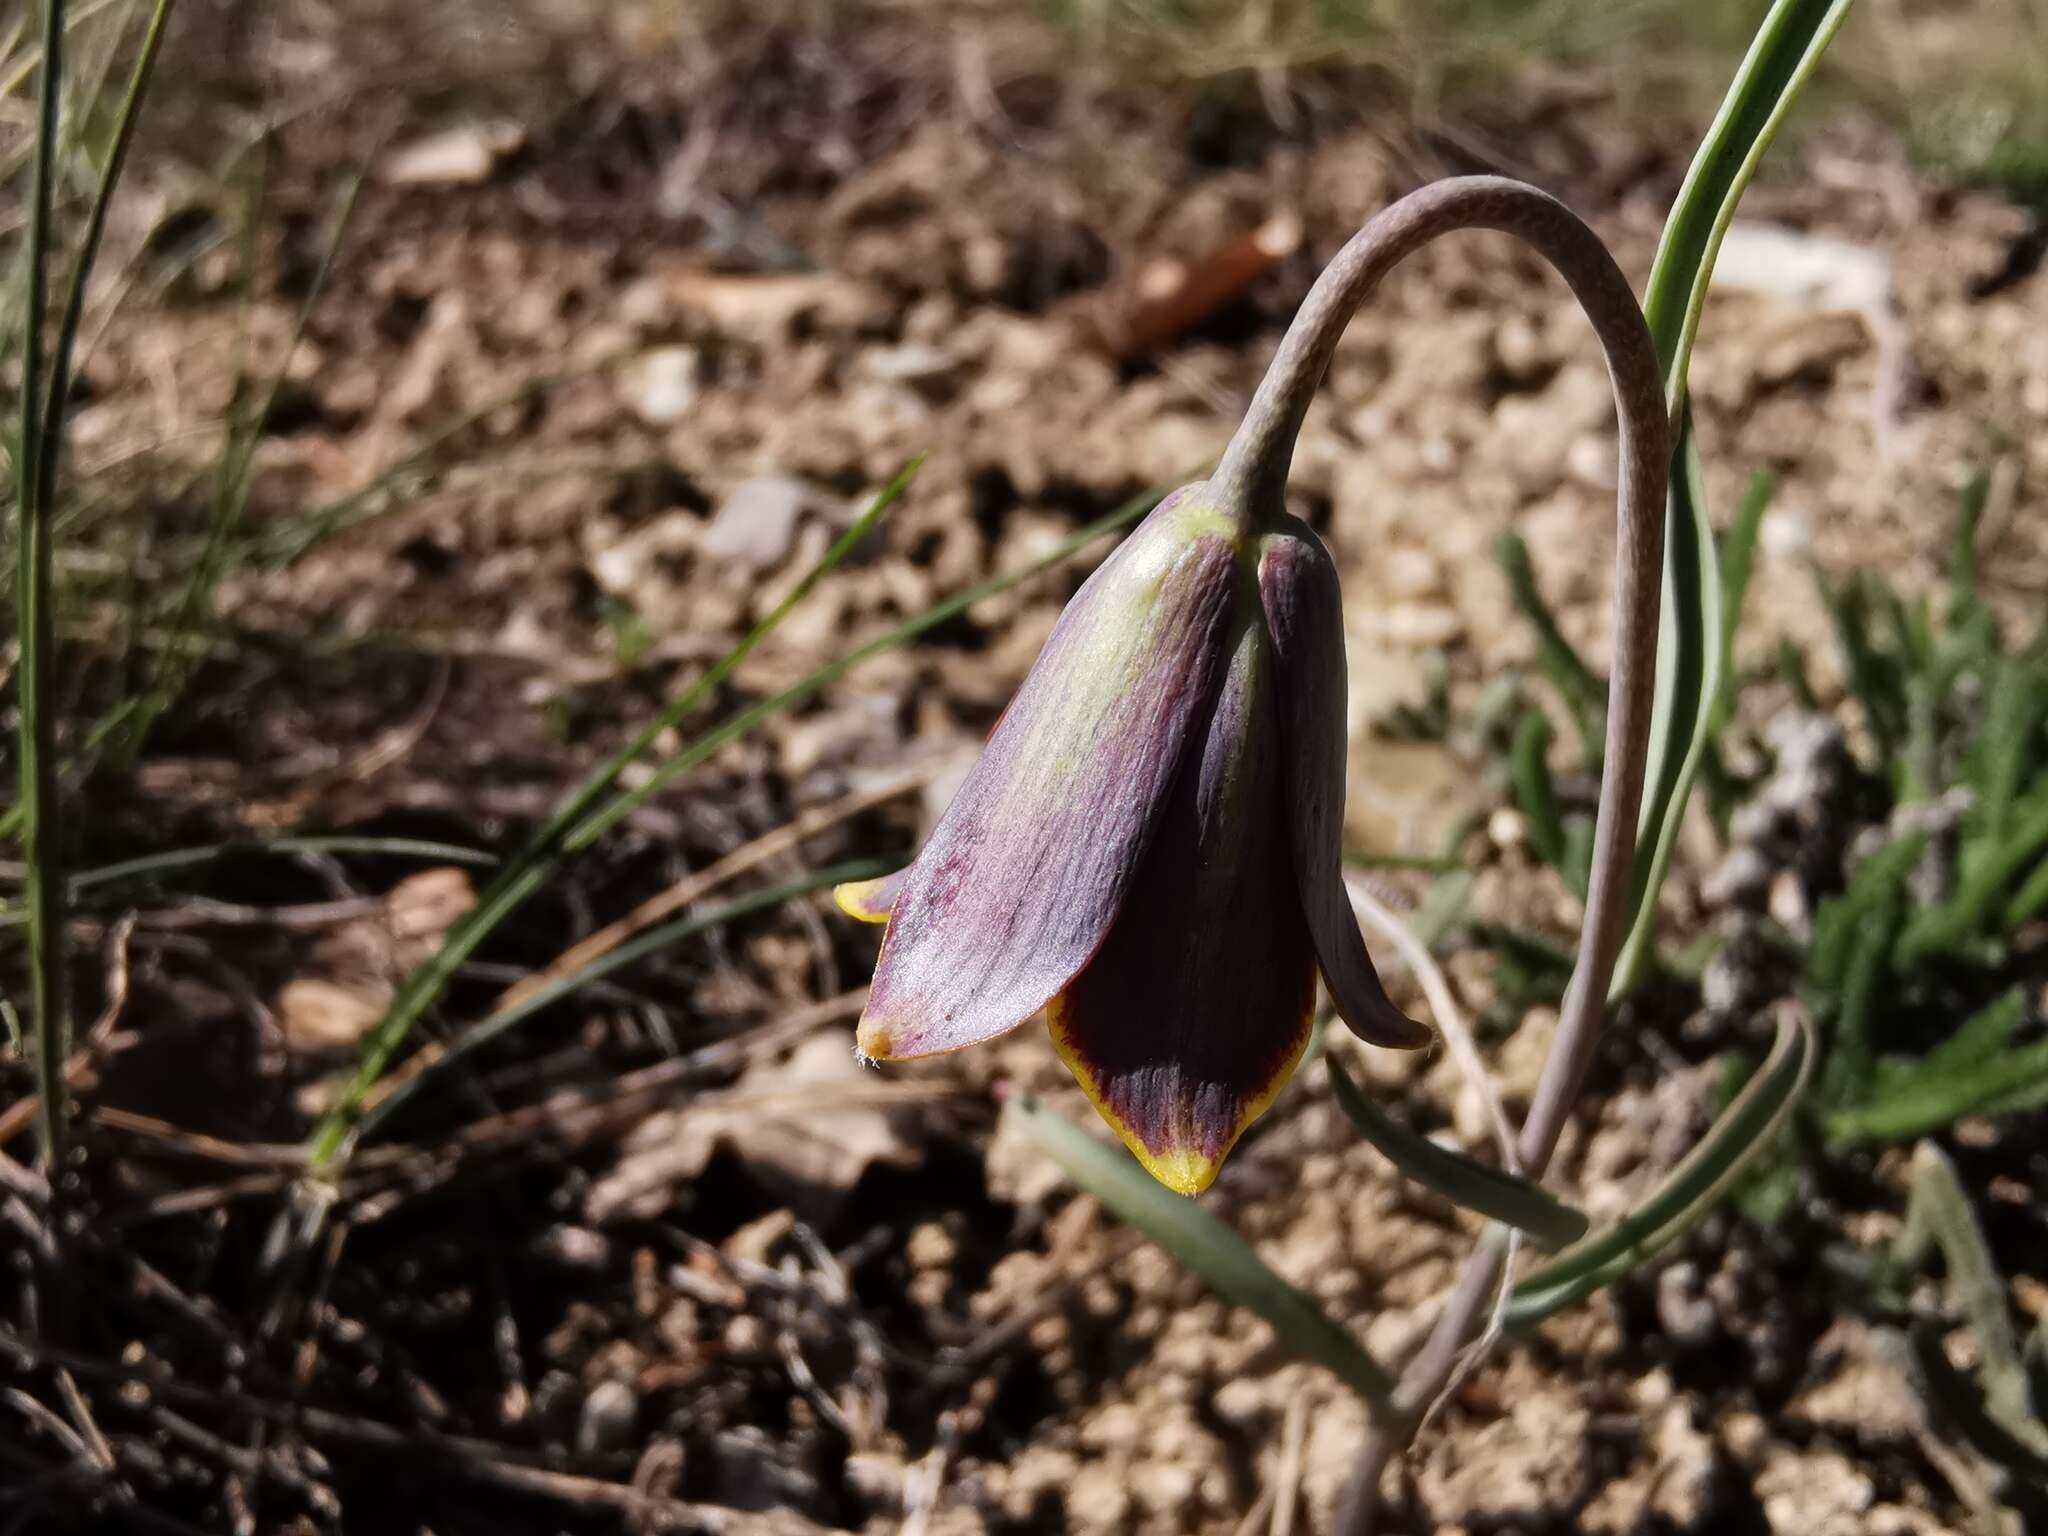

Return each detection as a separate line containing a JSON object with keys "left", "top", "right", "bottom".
{"left": 1561, "top": 815, "right": 1595, "bottom": 901}
{"left": 1005, "top": 1088, "right": 1394, "bottom": 1412}
{"left": 556, "top": 475, "right": 1177, "bottom": 858}
{"left": 1947, "top": 471, "right": 1988, "bottom": 634}
{"left": 1620, "top": 0, "right": 1858, "bottom": 994}
{"left": 1869, "top": 990, "right": 2021, "bottom": 1101}
{"left": 66, "top": 834, "right": 497, "bottom": 893}
{"left": 1900, "top": 794, "right": 2048, "bottom": 963}
{"left": 1820, "top": 572, "right": 1907, "bottom": 765}
{"left": 306, "top": 461, "right": 925, "bottom": 1166}
{"left": 1896, "top": 1326, "right": 2048, "bottom": 1488}
{"left": 353, "top": 856, "right": 893, "bottom": 1139}
{"left": 1821, "top": 888, "right": 1897, "bottom": 1109}
{"left": 1640, "top": 0, "right": 1860, "bottom": 405}
{"left": 36, "top": 0, "right": 175, "bottom": 501}
{"left": 1963, "top": 649, "right": 2047, "bottom": 847}
{"left": 1892, "top": 1144, "right": 2045, "bottom": 1455}
{"left": 1509, "top": 708, "right": 1580, "bottom": 896}
{"left": 2005, "top": 855, "right": 2048, "bottom": 931}
{"left": 1614, "top": 421, "right": 1718, "bottom": 995}
{"left": 1407, "top": 867, "right": 1476, "bottom": 951}
{"left": 255, "top": 352, "right": 633, "bottom": 567}
{"left": 1710, "top": 470, "right": 1774, "bottom": 736}
{"left": 125, "top": 128, "right": 364, "bottom": 762}
{"left": 1508, "top": 1008, "right": 1813, "bottom": 1326}
{"left": 1326, "top": 1055, "right": 1588, "bottom": 1249}
{"left": 1472, "top": 923, "right": 1575, "bottom": 986}
{"left": 1808, "top": 830, "right": 1926, "bottom": 991}
{"left": 16, "top": 0, "right": 70, "bottom": 1165}
{"left": 1828, "top": 1033, "right": 2048, "bottom": 1147}
{"left": 1496, "top": 531, "right": 1603, "bottom": 767}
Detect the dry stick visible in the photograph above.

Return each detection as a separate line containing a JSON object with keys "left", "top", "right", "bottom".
{"left": 1209, "top": 177, "right": 1668, "bottom": 1531}
{"left": 1270, "top": 1386, "right": 1311, "bottom": 1536}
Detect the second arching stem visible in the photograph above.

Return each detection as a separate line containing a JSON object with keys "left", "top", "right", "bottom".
{"left": 1211, "top": 175, "right": 1671, "bottom": 1524}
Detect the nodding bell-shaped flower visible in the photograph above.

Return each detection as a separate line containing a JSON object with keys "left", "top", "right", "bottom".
{"left": 834, "top": 483, "right": 1430, "bottom": 1194}
{"left": 834, "top": 175, "right": 1670, "bottom": 1200}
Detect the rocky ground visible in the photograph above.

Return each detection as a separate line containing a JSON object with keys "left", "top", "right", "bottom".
{"left": 9, "top": 2, "right": 2048, "bottom": 1532}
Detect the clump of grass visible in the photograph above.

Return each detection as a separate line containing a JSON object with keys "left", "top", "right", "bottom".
{"left": 7, "top": 0, "right": 174, "bottom": 1167}
{"left": 1744, "top": 480, "right": 2047, "bottom": 1175}
{"left": 1386, "top": 463, "right": 2045, "bottom": 1205}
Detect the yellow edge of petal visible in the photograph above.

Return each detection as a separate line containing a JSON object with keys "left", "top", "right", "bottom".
{"left": 833, "top": 878, "right": 895, "bottom": 924}
{"left": 1045, "top": 992, "right": 1313, "bottom": 1198}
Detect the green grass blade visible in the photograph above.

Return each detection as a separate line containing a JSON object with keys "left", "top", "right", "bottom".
{"left": 1828, "top": 1033, "right": 2048, "bottom": 1148}
{"left": 1005, "top": 1087, "right": 1395, "bottom": 1412}
{"left": 256, "top": 352, "right": 634, "bottom": 568}
{"left": 1509, "top": 707, "right": 1577, "bottom": 891}
{"left": 554, "top": 475, "right": 1172, "bottom": 856}
{"left": 1894, "top": 1144, "right": 2044, "bottom": 1450}
{"left": 1824, "top": 906, "right": 1895, "bottom": 1108}
{"left": 1809, "top": 829, "right": 1926, "bottom": 990}
{"left": 1871, "top": 990, "right": 2020, "bottom": 1102}
{"left": 1326, "top": 1055, "right": 1588, "bottom": 1249}
{"left": 1614, "top": 419, "right": 1718, "bottom": 994}
{"left": 547, "top": 459, "right": 923, "bottom": 855}
{"left": 63, "top": 834, "right": 495, "bottom": 894}
{"left": 1640, "top": 0, "right": 1859, "bottom": 409}
{"left": 1900, "top": 794, "right": 2048, "bottom": 963}
{"left": 15, "top": 0, "right": 68, "bottom": 1166}
{"left": 1508, "top": 1007, "right": 1813, "bottom": 1326}
{"left": 353, "top": 856, "right": 893, "bottom": 1141}
{"left": 2006, "top": 855, "right": 2048, "bottom": 931}
{"left": 1963, "top": 649, "right": 2047, "bottom": 847}
{"left": 1619, "top": 0, "right": 1857, "bottom": 994}
{"left": 1946, "top": 471, "right": 1988, "bottom": 633}
{"left": 1898, "top": 1326, "right": 2048, "bottom": 1486}
{"left": 304, "top": 460, "right": 925, "bottom": 1167}
{"left": 1496, "top": 531, "right": 1603, "bottom": 767}
{"left": 1710, "top": 470, "right": 1773, "bottom": 735}
{"left": 125, "top": 137, "right": 366, "bottom": 762}
{"left": 36, "top": 1, "right": 172, "bottom": 508}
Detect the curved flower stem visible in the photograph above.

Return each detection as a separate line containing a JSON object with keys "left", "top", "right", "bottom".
{"left": 1210, "top": 177, "right": 1669, "bottom": 1528}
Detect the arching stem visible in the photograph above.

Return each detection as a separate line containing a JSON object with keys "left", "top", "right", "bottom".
{"left": 1211, "top": 176, "right": 1669, "bottom": 1527}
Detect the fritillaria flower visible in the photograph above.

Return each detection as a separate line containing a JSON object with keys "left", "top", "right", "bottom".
{"left": 834, "top": 483, "right": 1429, "bottom": 1194}
{"left": 833, "top": 174, "right": 1670, "bottom": 1197}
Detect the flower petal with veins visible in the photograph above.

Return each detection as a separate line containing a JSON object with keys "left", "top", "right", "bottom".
{"left": 858, "top": 489, "right": 1239, "bottom": 1062}
{"left": 1259, "top": 520, "right": 1432, "bottom": 1051}
{"left": 1048, "top": 604, "right": 1318, "bottom": 1194}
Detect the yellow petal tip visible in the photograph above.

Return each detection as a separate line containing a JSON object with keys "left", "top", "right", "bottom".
{"left": 854, "top": 1018, "right": 895, "bottom": 1061}
{"left": 1129, "top": 1145, "right": 1220, "bottom": 1196}
{"left": 834, "top": 878, "right": 896, "bottom": 924}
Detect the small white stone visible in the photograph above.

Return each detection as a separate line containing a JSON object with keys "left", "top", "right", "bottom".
{"left": 1488, "top": 806, "right": 1528, "bottom": 850}
{"left": 701, "top": 476, "right": 813, "bottom": 571}
{"left": 378, "top": 120, "right": 525, "bottom": 186}
{"left": 617, "top": 346, "right": 700, "bottom": 425}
